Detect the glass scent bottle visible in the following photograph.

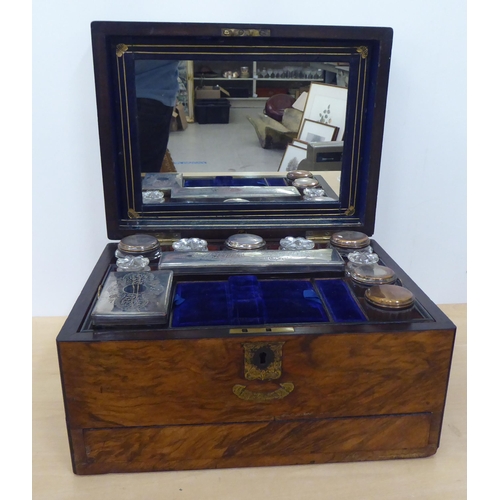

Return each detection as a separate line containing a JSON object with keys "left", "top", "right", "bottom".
{"left": 279, "top": 236, "right": 315, "bottom": 251}
{"left": 116, "top": 255, "right": 150, "bottom": 272}
{"left": 172, "top": 238, "right": 208, "bottom": 252}
{"left": 346, "top": 250, "right": 379, "bottom": 276}
{"left": 224, "top": 233, "right": 266, "bottom": 251}
{"left": 116, "top": 234, "right": 162, "bottom": 262}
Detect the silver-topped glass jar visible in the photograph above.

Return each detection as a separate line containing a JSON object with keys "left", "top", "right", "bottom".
{"left": 224, "top": 233, "right": 266, "bottom": 251}
{"left": 330, "top": 230, "right": 371, "bottom": 256}
{"left": 350, "top": 264, "right": 396, "bottom": 286}
{"left": 365, "top": 284, "right": 415, "bottom": 309}
{"left": 115, "top": 234, "right": 162, "bottom": 262}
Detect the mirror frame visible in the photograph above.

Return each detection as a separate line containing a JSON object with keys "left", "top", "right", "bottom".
{"left": 91, "top": 22, "right": 393, "bottom": 240}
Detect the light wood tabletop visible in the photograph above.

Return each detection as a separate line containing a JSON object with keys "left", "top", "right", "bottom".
{"left": 32, "top": 304, "right": 466, "bottom": 500}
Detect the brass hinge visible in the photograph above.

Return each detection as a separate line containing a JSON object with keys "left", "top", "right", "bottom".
{"left": 305, "top": 231, "right": 334, "bottom": 242}
{"left": 222, "top": 28, "right": 271, "bottom": 37}
{"left": 155, "top": 233, "right": 183, "bottom": 246}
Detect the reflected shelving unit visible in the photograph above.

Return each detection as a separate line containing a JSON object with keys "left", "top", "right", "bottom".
{"left": 185, "top": 61, "right": 349, "bottom": 122}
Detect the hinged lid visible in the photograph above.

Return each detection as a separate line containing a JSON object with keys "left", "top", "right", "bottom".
{"left": 91, "top": 22, "right": 393, "bottom": 241}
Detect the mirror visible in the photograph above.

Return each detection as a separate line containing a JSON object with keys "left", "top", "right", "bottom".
{"left": 92, "top": 22, "right": 392, "bottom": 238}
{"left": 135, "top": 59, "right": 348, "bottom": 174}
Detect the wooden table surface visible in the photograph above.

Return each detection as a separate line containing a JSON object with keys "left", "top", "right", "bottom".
{"left": 32, "top": 304, "right": 466, "bottom": 500}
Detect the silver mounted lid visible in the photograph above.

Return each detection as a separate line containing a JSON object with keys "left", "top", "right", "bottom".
{"left": 225, "top": 233, "right": 266, "bottom": 250}
{"left": 292, "top": 177, "right": 320, "bottom": 190}
{"left": 118, "top": 234, "right": 161, "bottom": 254}
{"left": 365, "top": 284, "right": 415, "bottom": 309}
{"left": 350, "top": 264, "right": 396, "bottom": 285}
{"left": 286, "top": 170, "right": 313, "bottom": 180}
{"left": 330, "top": 230, "right": 370, "bottom": 249}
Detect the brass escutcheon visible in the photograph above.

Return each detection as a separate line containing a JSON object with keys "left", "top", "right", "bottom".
{"left": 243, "top": 342, "right": 284, "bottom": 381}
{"left": 232, "top": 382, "right": 294, "bottom": 401}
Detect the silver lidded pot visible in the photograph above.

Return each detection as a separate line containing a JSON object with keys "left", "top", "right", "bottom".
{"left": 224, "top": 233, "right": 266, "bottom": 251}
{"left": 286, "top": 170, "right": 313, "bottom": 181}
{"left": 116, "top": 234, "right": 162, "bottom": 262}
{"left": 330, "top": 230, "right": 371, "bottom": 256}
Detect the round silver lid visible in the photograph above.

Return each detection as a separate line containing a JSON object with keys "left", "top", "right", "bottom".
{"left": 225, "top": 233, "right": 266, "bottom": 250}
{"left": 292, "top": 177, "right": 320, "bottom": 189}
{"left": 286, "top": 170, "right": 313, "bottom": 180}
{"left": 351, "top": 264, "right": 396, "bottom": 285}
{"left": 330, "top": 231, "right": 370, "bottom": 249}
{"left": 118, "top": 234, "right": 160, "bottom": 254}
{"left": 365, "top": 284, "right": 415, "bottom": 309}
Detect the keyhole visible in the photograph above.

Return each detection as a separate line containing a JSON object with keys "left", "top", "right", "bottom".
{"left": 252, "top": 347, "right": 274, "bottom": 370}
{"left": 259, "top": 352, "right": 267, "bottom": 365}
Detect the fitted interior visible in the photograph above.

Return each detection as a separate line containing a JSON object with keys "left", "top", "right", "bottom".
{"left": 171, "top": 276, "right": 367, "bottom": 327}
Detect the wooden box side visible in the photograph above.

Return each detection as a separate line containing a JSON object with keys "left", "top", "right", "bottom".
{"left": 59, "top": 330, "right": 454, "bottom": 429}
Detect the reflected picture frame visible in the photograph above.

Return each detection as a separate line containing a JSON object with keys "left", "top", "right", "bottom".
{"left": 298, "top": 119, "right": 339, "bottom": 144}
{"left": 278, "top": 143, "right": 309, "bottom": 172}
{"left": 300, "top": 82, "right": 348, "bottom": 139}
{"left": 292, "top": 139, "right": 308, "bottom": 149}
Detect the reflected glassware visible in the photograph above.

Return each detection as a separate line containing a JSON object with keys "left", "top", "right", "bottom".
{"left": 286, "top": 170, "right": 313, "bottom": 181}
{"left": 292, "top": 177, "right": 320, "bottom": 191}
{"left": 279, "top": 236, "right": 315, "bottom": 250}
{"left": 142, "top": 190, "right": 165, "bottom": 204}
{"left": 172, "top": 238, "right": 208, "bottom": 252}
{"left": 303, "top": 187, "right": 326, "bottom": 198}
{"left": 304, "top": 196, "right": 337, "bottom": 202}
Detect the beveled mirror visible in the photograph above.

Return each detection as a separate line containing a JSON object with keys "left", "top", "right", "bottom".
{"left": 91, "top": 22, "right": 392, "bottom": 239}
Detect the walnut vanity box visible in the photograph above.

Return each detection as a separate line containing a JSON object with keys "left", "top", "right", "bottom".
{"left": 56, "top": 22, "right": 456, "bottom": 475}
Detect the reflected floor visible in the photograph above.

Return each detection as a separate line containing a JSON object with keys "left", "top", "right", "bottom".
{"left": 168, "top": 106, "right": 285, "bottom": 173}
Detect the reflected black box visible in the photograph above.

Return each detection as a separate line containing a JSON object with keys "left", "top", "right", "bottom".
{"left": 195, "top": 98, "right": 231, "bottom": 124}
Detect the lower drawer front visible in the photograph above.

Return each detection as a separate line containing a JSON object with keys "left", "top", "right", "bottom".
{"left": 74, "top": 413, "right": 433, "bottom": 474}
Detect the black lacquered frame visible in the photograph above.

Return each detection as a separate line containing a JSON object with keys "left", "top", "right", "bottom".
{"left": 91, "top": 22, "right": 393, "bottom": 240}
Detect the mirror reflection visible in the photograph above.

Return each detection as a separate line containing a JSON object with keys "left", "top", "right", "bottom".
{"left": 135, "top": 59, "right": 348, "bottom": 200}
